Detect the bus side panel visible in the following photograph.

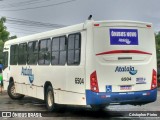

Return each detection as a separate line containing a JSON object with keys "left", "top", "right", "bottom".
{"left": 12, "top": 31, "right": 86, "bottom": 105}
{"left": 58, "top": 31, "right": 86, "bottom": 105}
{"left": 58, "top": 90, "right": 86, "bottom": 105}
{"left": 36, "top": 87, "right": 44, "bottom": 100}
{"left": 3, "top": 81, "right": 9, "bottom": 91}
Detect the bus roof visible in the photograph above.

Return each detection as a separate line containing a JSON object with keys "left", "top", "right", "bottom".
{"left": 5, "top": 23, "right": 84, "bottom": 45}
{"left": 5, "top": 20, "right": 152, "bottom": 45}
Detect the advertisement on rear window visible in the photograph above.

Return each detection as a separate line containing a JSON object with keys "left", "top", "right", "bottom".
{"left": 110, "top": 29, "right": 138, "bottom": 45}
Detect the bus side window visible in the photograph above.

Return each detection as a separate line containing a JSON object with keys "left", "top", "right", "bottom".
{"left": 18, "top": 43, "right": 27, "bottom": 65}
{"left": 51, "top": 36, "right": 66, "bottom": 65}
{"left": 28, "top": 41, "right": 38, "bottom": 65}
{"left": 10, "top": 44, "right": 18, "bottom": 65}
{"left": 67, "top": 33, "right": 81, "bottom": 65}
{"left": 38, "top": 38, "right": 51, "bottom": 65}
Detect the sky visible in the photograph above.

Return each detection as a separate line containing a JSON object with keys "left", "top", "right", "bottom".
{"left": 0, "top": 0, "right": 160, "bottom": 37}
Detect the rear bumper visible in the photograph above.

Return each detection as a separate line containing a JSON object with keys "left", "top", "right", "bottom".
{"left": 86, "top": 88, "right": 157, "bottom": 105}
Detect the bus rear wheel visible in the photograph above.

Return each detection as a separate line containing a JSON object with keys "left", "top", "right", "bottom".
{"left": 7, "top": 82, "right": 25, "bottom": 100}
{"left": 45, "top": 86, "right": 57, "bottom": 111}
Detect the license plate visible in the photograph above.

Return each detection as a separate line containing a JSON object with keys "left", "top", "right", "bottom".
{"left": 120, "top": 85, "right": 132, "bottom": 90}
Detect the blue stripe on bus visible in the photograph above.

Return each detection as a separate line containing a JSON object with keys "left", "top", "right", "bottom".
{"left": 86, "top": 88, "right": 157, "bottom": 105}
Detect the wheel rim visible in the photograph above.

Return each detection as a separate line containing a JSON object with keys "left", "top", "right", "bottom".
{"left": 11, "top": 85, "right": 19, "bottom": 96}
{"left": 47, "top": 91, "right": 53, "bottom": 107}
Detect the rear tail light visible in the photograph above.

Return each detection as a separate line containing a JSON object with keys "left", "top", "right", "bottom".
{"left": 151, "top": 69, "right": 157, "bottom": 90}
{"left": 90, "top": 71, "right": 99, "bottom": 92}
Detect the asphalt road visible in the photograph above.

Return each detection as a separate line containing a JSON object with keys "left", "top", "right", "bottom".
{"left": 0, "top": 90, "right": 160, "bottom": 120}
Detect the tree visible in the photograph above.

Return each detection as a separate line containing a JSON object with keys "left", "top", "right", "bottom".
{"left": 0, "top": 17, "right": 17, "bottom": 62}
{"left": 0, "top": 17, "right": 10, "bottom": 62}
{"left": 0, "top": 17, "right": 10, "bottom": 42}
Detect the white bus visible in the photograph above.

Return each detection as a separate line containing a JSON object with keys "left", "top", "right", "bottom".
{"left": 2, "top": 20, "right": 157, "bottom": 111}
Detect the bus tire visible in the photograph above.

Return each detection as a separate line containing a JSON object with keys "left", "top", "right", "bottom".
{"left": 7, "top": 82, "right": 25, "bottom": 100}
{"left": 91, "top": 104, "right": 107, "bottom": 111}
{"left": 45, "top": 86, "right": 56, "bottom": 111}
